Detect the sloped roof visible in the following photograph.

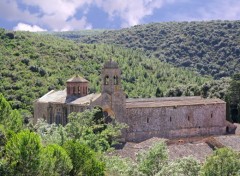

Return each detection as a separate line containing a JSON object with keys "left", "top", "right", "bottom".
{"left": 126, "top": 96, "right": 225, "bottom": 108}
{"left": 36, "top": 89, "right": 100, "bottom": 105}
{"left": 214, "top": 135, "right": 240, "bottom": 152}
{"left": 67, "top": 75, "right": 89, "bottom": 83}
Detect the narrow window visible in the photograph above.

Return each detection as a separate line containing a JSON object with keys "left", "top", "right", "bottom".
{"left": 104, "top": 75, "right": 109, "bottom": 85}
{"left": 211, "top": 113, "right": 213, "bottom": 118}
{"left": 188, "top": 116, "right": 190, "bottom": 121}
{"left": 147, "top": 117, "right": 149, "bottom": 123}
{"left": 170, "top": 116, "right": 172, "bottom": 122}
{"left": 78, "top": 86, "right": 81, "bottom": 94}
{"left": 56, "top": 112, "right": 62, "bottom": 125}
{"left": 73, "top": 87, "right": 76, "bottom": 94}
{"left": 114, "top": 75, "right": 118, "bottom": 85}
{"left": 50, "top": 115, "right": 52, "bottom": 124}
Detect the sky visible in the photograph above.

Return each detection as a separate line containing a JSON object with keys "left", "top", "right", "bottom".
{"left": 0, "top": 0, "right": 240, "bottom": 32}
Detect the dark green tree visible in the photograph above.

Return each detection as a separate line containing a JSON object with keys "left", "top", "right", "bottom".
{"left": 40, "top": 144, "right": 72, "bottom": 176}
{"left": 63, "top": 140, "right": 105, "bottom": 176}
{"left": 5, "top": 130, "right": 42, "bottom": 176}
{"left": 228, "top": 73, "right": 240, "bottom": 122}
{"left": 0, "top": 94, "right": 11, "bottom": 123}
{"left": 155, "top": 87, "right": 163, "bottom": 97}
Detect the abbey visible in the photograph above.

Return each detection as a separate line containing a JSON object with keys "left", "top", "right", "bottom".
{"left": 34, "top": 60, "right": 226, "bottom": 142}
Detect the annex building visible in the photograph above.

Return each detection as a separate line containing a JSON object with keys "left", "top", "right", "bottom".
{"left": 34, "top": 60, "right": 227, "bottom": 142}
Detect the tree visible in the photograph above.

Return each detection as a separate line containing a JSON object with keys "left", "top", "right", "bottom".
{"left": 156, "top": 87, "right": 163, "bottom": 97}
{"left": 65, "top": 108, "right": 127, "bottom": 152}
{"left": 0, "top": 94, "right": 23, "bottom": 136}
{"left": 228, "top": 73, "right": 240, "bottom": 122}
{"left": 5, "top": 130, "right": 42, "bottom": 176}
{"left": 40, "top": 144, "right": 72, "bottom": 176}
{"left": 229, "top": 73, "right": 240, "bottom": 105}
{"left": 158, "top": 156, "right": 201, "bottom": 176}
{"left": 63, "top": 140, "right": 105, "bottom": 176}
{"left": 137, "top": 141, "right": 168, "bottom": 176}
{"left": 104, "top": 156, "right": 138, "bottom": 176}
{"left": 34, "top": 119, "right": 68, "bottom": 146}
{"left": 6, "top": 110, "right": 23, "bottom": 133}
{"left": 0, "top": 93, "right": 11, "bottom": 123}
{"left": 201, "top": 147, "right": 240, "bottom": 176}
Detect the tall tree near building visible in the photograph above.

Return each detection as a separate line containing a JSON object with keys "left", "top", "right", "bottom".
{"left": 228, "top": 73, "right": 240, "bottom": 122}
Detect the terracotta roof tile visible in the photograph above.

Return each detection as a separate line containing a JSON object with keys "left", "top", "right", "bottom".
{"left": 67, "top": 75, "right": 89, "bottom": 83}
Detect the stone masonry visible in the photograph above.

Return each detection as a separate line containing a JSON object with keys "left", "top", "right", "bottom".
{"left": 34, "top": 60, "right": 227, "bottom": 142}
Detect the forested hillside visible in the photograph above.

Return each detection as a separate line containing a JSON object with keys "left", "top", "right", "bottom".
{"left": 0, "top": 28, "right": 213, "bottom": 115}
{"left": 55, "top": 20, "right": 240, "bottom": 79}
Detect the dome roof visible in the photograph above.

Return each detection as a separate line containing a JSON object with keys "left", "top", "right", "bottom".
{"left": 103, "top": 59, "right": 119, "bottom": 68}
{"left": 67, "top": 75, "right": 89, "bottom": 83}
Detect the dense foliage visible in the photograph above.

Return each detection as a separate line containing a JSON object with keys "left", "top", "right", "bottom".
{"left": 226, "top": 73, "right": 240, "bottom": 122}
{"left": 1, "top": 93, "right": 240, "bottom": 175}
{"left": 0, "top": 28, "right": 211, "bottom": 116}
{"left": 0, "top": 94, "right": 112, "bottom": 175}
{"left": 201, "top": 148, "right": 240, "bottom": 176}
{"left": 57, "top": 20, "right": 240, "bottom": 79}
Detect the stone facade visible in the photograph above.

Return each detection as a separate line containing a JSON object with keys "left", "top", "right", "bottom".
{"left": 125, "top": 98, "right": 226, "bottom": 141}
{"left": 34, "top": 60, "right": 227, "bottom": 142}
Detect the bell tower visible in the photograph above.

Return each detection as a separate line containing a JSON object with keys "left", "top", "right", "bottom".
{"left": 101, "top": 59, "right": 126, "bottom": 123}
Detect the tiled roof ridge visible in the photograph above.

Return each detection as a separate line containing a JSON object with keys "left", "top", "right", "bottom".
{"left": 67, "top": 75, "right": 89, "bottom": 83}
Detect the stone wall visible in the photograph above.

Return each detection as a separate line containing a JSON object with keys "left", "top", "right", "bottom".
{"left": 125, "top": 103, "right": 226, "bottom": 142}
{"left": 34, "top": 101, "right": 88, "bottom": 125}
{"left": 33, "top": 101, "right": 49, "bottom": 123}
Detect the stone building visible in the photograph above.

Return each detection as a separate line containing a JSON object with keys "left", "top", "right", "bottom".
{"left": 34, "top": 60, "right": 227, "bottom": 142}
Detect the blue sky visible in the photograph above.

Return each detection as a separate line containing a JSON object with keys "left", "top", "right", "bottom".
{"left": 0, "top": 0, "right": 240, "bottom": 31}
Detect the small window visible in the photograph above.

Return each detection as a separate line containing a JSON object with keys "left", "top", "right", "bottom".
{"left": 211, "top": 113, "right": 213, "bottom": 118}
{"left": 67, "top": 87, "right": 70, "bottom": 94}
{"left": 104, "top": 75, "right": 109, "bottom": 85}
{"left": 188, "top": 116, "right": 190, "bottom": 121}
{"left": 114, "top": 75, "right": 118, "bottom": 85}
{"left": 170, "top": 117, "right": 172, "bottom": 122}
{"left": 147, "top": 117, "right": 149, "bottom": 123}
{"left": 50, "top": 115, "right": 53, "bottom": 124}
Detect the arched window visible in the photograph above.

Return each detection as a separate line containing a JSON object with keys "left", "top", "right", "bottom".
{"left": 56, "top": 112, "right": 61, "bottom": 125}
{"left": 114, "top": 75, "right": 118, "bottom": 85}
{"left": 104, "top": 75, "right": 109, "bottom": 85}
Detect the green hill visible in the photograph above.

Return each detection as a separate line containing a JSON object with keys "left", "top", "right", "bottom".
{"left": 0, "top": 28, "right": 214, "bottom": 115}
{"left": 55, "top": 20, "right": 240, "bottom": 79}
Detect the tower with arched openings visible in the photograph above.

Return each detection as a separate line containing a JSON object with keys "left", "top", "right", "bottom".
{"left": 100, "top": 59, "right": 126, "bottom": 123}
